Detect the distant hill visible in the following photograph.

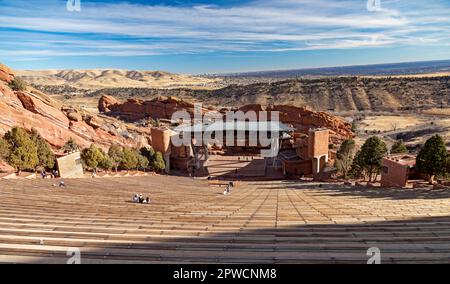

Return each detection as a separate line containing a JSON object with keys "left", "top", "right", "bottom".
{"left": 17, "top": 69, "right": 223, "bottom": 90}
{"left": 23, "top": 60, "right": 450, "bottom": 114}
{"left": 79, "top": 75, "right": 449, "bottom": 113}
{"left": 218, "top": 60, "right": 450, "bottom": 78}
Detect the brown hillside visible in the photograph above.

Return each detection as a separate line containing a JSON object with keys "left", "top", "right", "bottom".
{"left": 82, "top": 76, "right": 450, "bottom": 112}
{"left": 0, "top": 63, "right": 150, "bottom": 150}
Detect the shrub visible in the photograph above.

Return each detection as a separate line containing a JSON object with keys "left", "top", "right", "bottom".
{"left": 351, "top": 121, "right": 357, "bottom": 132}
{"left": 4, "top": 127, "right": 38, "bottom": 172}
{"left": 62, "top": 137, "right": 80, "bottom": 153}
{"left": 8, "top": 78, "right": 27, "bottom": 92}
{"left": 390, "top": 140, "right": 408, "bottom": 154}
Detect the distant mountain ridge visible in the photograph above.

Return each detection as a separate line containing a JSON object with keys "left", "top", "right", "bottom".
{"left": 216, "top": 60, "right": 450, "bottom": 78}
{"left": 17, "top": 69, "right": 222, "bottom": 89}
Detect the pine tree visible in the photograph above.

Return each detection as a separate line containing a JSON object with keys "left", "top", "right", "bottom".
{"left": 335, "top": 139, "right": 356, "bottom": 178}
{"left": 30, "top": 129, "right": 55, "bottom": 169}
{"left": 81, "top": 144, "right": 104, "bottom": 172}
{"left": 137, "top": 153, "right": 149, "bottom": 171}
{"left": 152, "top": 151, "right": 166, "bottom": 173}
{"left": 98, "top": 154, "right": 113, "bottom": 171}
{"left": 416, "top": 135, "right": 448, "bottom": 184}
{"left": 108, "top": 144, "right": 124, "bottom": 172}
{"left": 121, "top": 147, "right": 139, "bottom": 171}
{"left": 140, "top": 147, "right": 155, "bottom": 163}
{"left": 0, "top": 137, "right": 11, "bottom": 161}
{"left": 4, "top": 127, "right": 38, "bottom": 172}
{"left": 391, "top": 140, "right": 408, "bottom": 154}
{"left": 350, "top": 136, "right": 387, "bottom": 182}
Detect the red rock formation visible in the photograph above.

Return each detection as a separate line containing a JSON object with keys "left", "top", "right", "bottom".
{"left": 238, "top": 104, "right": 354, "bottom": 142}
{"left": 61, "top": 106, "right": 83, "bottom": 122}
{"left": 0, "top": 161, "right": 15, "bottom": 173}
{"left": 99, "top": 95, "right": 352, "bottom": 142}
{"left": 99, "top": 95, "right": 207, "bottom": 121}
{"left": 0, "top": 63, "right": 150, "bottom": 151}
{"left": 268, "top": 105, "right": 354, "bottom": 141}
{"left": 0, "top": 64, "right": 14, "bottom": 84}
{"left": 98, "top": 95, "right": 119, "bottom": 112}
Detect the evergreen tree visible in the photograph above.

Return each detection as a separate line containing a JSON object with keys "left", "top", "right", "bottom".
{"left": 108, "top": 144, "right": 124, "bottom": 172}
{"left": 350, "top": 150, "right": 364, "bottom": 179}
{"left": 391, "top": 140, "right": 408, "bottom": 154}
{"left": 152, "top": 151, "right": 166, "bottom": 173}
{"left": 416, "top": 135, "right": 448, "bottom": 184}
{"left": 81, "top": 144, "right": 104, "bottom": 172}
{"left": 121, "top": 147, "right": 139, "bottom": 170}
{"left": 137, "top": 153, "right": 149, "bottom": 171}
{"left": 350, "top": 136, "right": 387, "bottom": 182}
{"left": 0, "top": 137, "right": 11, "bottom": 161}
{"left": 335, "top": 139, "right": 356, "bottom": 178}
{"left": 98, "top": 154, "right": 113, "bottom": 171}
{"left": 4, "top": 127, "right": 38, "bottom": 172}
{"left": 140, "top": 147, "right": 155, "bottom": 163}
{"left": 30, "top": 129, "right": 55, "bottom": 169}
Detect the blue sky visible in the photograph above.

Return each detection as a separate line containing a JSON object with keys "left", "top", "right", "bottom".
{"left": 1, "top": 0, "right": 449, "bottom": 74}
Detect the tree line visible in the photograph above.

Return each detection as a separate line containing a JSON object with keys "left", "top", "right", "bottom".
{"left": 335, "top": 135, "right": 449, "bottom": 183}
{"left": 0, "top": 127, "right": 165, "bottom": 174}
{"left": 80, "top": 143, "right": 165, "bottom": 173}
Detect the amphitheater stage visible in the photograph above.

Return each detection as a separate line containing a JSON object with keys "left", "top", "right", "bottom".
{"left": 0, "top": 175, "right": 450, "bottom": 264}
{"left": 205, "top": 155, "right": 267, "bottom": 178}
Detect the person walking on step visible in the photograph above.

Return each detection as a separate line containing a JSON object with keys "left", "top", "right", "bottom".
{"left": 223, "top": 184, "right": 231, "bottom": 195}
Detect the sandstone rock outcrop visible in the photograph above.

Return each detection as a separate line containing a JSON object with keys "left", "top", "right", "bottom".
{"left": 99, "top": 95, "right": 207, "bottom": 121}
{"left": 0, "top": 161, "right": 15, "bottom": 173}
{"left": 268, "top": 105, "right": 354, "bottom": 141}
{"left": 0, "top": 63, "right": 150, "bottom": 151}
{"left": 0, "top": 64, "right": 14, "bottom": 84}
{"left": 61, "top": 106, "right": 83, "bottom": 122}
{"left": 235, "top": 104, "right": 353, "bottom": 142}
{"left": 98, "top": 95, "right": 119, "bottom": 113}
{"left": 99, "top": 94, "right": 353, "bottom": 142}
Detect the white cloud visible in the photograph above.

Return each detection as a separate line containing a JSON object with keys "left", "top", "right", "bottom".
{"left": 0, "top": 0, "right": 449, "bottom": 59}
